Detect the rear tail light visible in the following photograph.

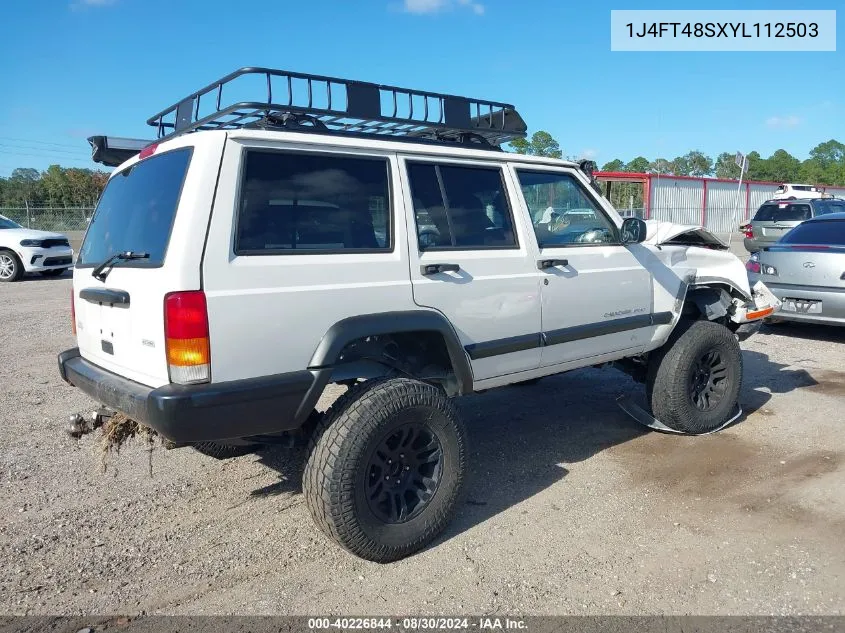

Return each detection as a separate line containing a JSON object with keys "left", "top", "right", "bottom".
{"left": 70, "top": 290, "right": 76, "bottom": 336}
{"left": 745, "top": 254, "right": 761, "bottom": 274}
{"left": 762, "top": 264, "right": 778, "bottom": 276}
{"left": 740, "top": 223, "right": 754, "bottom": 239}
{"left": 164, "top": 291, "right": 210, "bottom": 384}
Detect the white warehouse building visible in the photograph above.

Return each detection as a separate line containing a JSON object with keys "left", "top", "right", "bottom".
{"left": 595, "top": 171, "right": 845, "bottom": 233}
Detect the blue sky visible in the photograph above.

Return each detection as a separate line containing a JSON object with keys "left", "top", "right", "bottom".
{"left": 0, "top": 0, "right": 842, "bottom": 177}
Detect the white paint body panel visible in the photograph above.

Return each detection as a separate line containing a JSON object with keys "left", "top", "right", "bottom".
{"left": 73, "top": 133, "right": 226, "bottom": 388}
{"left": 70, "top": 125, "right": 763, "bottom": 392}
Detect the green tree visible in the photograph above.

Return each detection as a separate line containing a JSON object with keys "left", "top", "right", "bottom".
{"left": 648, "top": 158, "right": 674, "bottom": 175}
{"left": 766, "top": 149, "right": 801, "bottom": 183}
{"left": 601, "top": 159, "right": 625, "bottom": 172}
{"left": 509, "top": 131, "right": 562, "bottom": 159}
{"left": 744, "top": 151, "right": 765, "bottom": 181}
{"left": 625, "top": 156, "right": 650, "bottom": 173}
{"left": 714, "top": 152, "right": 740, "bottom": 179}
{"left": 678, "top": 150, "right": 713, "bottom": 177}
{"left": 809, "top": 139, "right": 845, "bottom": 168}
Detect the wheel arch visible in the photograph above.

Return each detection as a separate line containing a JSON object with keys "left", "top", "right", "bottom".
{"left": 307, "top": 310, "right": 474, "bottom": 395}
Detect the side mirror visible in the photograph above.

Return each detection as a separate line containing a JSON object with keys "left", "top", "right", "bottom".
{"left": 621, "top": 217, "right": 647, "bottom": 244}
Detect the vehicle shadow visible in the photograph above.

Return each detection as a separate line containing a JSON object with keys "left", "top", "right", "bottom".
{"left": 756, "top": 321, "right": 845, "bottom": 344}
{"left": 21, "top": 271, "right": 73, "bottom": 282}
{"left": 247, "top": 348, "right": 821, "bottom": 549}
{"left": 740, "top": 347, "right": 819, "bottom": 415}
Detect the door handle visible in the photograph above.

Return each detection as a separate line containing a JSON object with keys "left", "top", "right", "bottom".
{"left": 420, "top": 263, "right": 461, "bottom": 275}
{"left": 537, "top": 259, "right": 568, "bottom": 270}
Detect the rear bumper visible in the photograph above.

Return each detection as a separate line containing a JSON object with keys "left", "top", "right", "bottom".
{"left": 764, "top": 284, "right": 845, "bottom": 326}
{"left": 58, "top": 348, "right": 322, "bottom": 443}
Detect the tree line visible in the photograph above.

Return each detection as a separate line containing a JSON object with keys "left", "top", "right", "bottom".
{"left": 511, "top": 134, "right": 845, "bottom": 186}
{"left": 1, "top": 137, "right": 842, "bottom": 209}
{"left": 601, "top": 140, "right": 845, "bottom": 185}
{"left": 0, "top": 166, "right": 109, "bottom": 208}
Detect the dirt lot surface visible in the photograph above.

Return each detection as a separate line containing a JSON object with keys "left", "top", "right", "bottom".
{"left": 2, "top": 274, "right": 844, "bottom": 616}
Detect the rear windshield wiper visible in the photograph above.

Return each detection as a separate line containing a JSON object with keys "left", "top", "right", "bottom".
{"left": 92, "top": 251, "right": 149, "bottom": 281}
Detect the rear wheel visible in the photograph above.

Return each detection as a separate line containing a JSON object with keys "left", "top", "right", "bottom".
{"left": 303, "top": 377, "right": 467, "bottom": 563}
{"left": 40, "top": 268, "right": 67, "bottom": 277}
{"left": 0, "top": 250, "right": 22, "bottom": 282}
{"left": 647, "top": 320, "right": 742, "bottom": 434}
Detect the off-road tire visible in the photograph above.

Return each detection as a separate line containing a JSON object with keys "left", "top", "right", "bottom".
{"left": 192, "top": 441, "right": 257, "bottom": 459}
{"left": 40, "top": 268, "right": 67, "bottom": 277}
{"left": 303, "top": 377, "right": 467, "bottom": 563}
{"left": 647, "top": 320, "right": 742, "bottom": 434}
{"left": 0, "top": 249, "right": 23, "bottom": 282}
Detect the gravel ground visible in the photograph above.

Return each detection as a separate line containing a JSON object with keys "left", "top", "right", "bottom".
{"left": 1, "top": 272, "right": 844, "bottom": 616}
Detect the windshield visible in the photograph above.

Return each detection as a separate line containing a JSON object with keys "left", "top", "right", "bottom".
{"left": 77, "top": 148, "right": 192, "bottom": 266}
{"left": 0, "top": 216, "right": 22, "bottom": 229}
{"left": 781, "top": 220, "right": 845, "bottom": 246}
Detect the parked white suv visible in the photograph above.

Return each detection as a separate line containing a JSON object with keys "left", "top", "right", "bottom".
{"left": 59, "top": 68, "right": 778, "bottom": 563}
{"left": 773, "top": 183, "right": 825, "bottom": 200}
{"left": 0, "top": 214, "right": 74, "bottom": 281}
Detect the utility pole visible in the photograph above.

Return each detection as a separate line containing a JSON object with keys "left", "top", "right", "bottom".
{"left": 728, "top": 152, "right": 748, "bottom": 248}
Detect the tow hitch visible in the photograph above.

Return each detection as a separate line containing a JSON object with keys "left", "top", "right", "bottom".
{"left": 66, "top": 407, "right": 113, "bottom": 439}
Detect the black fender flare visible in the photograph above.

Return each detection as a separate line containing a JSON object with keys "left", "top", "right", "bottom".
{"left": 292, "top": 311, "right": 474, "bottom": 423}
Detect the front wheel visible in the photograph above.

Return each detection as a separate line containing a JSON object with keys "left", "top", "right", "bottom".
{"left": 303, "top": 377, "right": 467, "bottom": 563}
{"left": 647, "top": 320, "right": 743, "bottom": 434}
{"left": 0, "top": 250, "right": 23, "bottom": 282}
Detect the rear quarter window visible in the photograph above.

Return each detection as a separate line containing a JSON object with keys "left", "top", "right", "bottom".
{"left": 781, "top": 220, "right": 845, "bottom": 245}
{"left": 235, "top": 150, "right": 392, "bottom": 255}
{"left": 813, "top": 200, "right": 845, "bottom": 216}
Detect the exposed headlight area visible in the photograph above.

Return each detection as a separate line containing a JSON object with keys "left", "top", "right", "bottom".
{"left": 20, "top": 239, "right": 44, "bottom": 247}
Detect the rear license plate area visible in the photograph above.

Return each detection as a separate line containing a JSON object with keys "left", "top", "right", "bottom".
{"left": 781, "top": 298, "right": 822, "bottom": 314}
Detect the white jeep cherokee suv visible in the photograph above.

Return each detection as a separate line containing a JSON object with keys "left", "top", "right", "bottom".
{"left": 58, "top": 68, "right": 778, "bottom": 563}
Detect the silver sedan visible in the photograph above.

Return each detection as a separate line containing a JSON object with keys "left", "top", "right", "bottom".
{"left": 746, "top": 212, "right": 845, "bottom": 326}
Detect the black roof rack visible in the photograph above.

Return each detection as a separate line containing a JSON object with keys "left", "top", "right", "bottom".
{"left": 146, "top": 67, "right": 527, "bottom": 148}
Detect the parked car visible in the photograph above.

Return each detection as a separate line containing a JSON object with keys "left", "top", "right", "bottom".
{"left": 58, "top": 67, "right": 778, "bottom": 563}
{"left": 0, "top": 214, "right": 74, "bottom": 282}
{"left": 742, "top": 197, "right": 845, "bottom": 253}
{"left": 747, "top": 213, "right": 845, "bottom": 326}
{"left": 773, "top": 183, "right": 825, "bottom": 200}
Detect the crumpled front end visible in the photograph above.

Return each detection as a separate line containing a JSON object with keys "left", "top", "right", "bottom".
{"left": 642, "top": 219, "right": 781, "bottom": 330}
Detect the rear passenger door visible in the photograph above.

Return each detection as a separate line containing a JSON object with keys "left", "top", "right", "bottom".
{"left": 399, "top": 157, "right": 542, "bottom": 381}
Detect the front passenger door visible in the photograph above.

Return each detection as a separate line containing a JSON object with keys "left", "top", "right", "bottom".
{"left": 512, "top": 167, "right": 655, "bottom": 367}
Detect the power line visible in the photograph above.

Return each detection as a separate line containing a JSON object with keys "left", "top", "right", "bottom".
{"left": 0, "top": 149, "right": 93, "bottom": 163}
{"left": 0, "top": 136, "right": 89, "bottom": 150}
{"left": 0, "top": 143, "right": 90, "bottom": 157}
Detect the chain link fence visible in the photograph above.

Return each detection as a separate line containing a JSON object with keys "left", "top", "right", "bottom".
{"left": 0, "top": 206, "right": 93, "bottom": 232}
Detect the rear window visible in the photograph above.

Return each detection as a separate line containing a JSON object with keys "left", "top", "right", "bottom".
{"left": 235, "top": 150, "right": 391, "bottom": 254}
{"left": 77, "top": 148, "right": 192, "bottom": 267}
{"left": 781, "top": 220, "right": 845, "bottom": 245}
{"left": 753, "top": 203, "right": 811, "bottom": 222}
